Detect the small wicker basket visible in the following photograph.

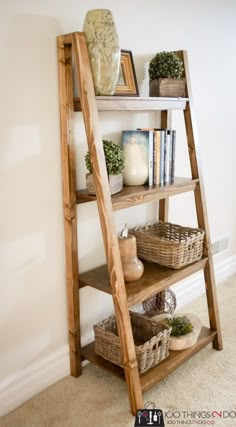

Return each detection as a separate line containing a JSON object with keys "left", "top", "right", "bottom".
{"left": 129, "top": 221, "right": 205, "bottom": 269}
{"left": 94, "top": 311, "right": 171, "bottom": 373}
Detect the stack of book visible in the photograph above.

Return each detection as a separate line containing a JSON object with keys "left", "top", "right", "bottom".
{"left": 122, "top": 129, "right": 176, "bottom": 187}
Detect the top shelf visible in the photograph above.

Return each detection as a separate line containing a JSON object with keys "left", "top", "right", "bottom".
{"left": 74, "top": 96, "right": 188, "bottom": 112}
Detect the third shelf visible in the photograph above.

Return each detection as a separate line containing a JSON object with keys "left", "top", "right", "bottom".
{"left": 79, "top": 257, "right": 207, "bottom": 307}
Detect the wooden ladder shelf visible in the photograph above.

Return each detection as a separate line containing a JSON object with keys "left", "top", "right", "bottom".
{"left": 57, "top": 32, "right": 222, "bottom": 415}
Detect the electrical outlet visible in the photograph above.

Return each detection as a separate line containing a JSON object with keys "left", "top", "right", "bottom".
{"left": 211, "top": 235, "right": 229, "bottom": 255}
{"left": 220, "top": 236, "right": 229, "bottom": 251}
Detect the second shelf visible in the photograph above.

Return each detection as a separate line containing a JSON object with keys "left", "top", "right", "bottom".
{"left": 77, "top": 177, "right": 199, "bottom": 211}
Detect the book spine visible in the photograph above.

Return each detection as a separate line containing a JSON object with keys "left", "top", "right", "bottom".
{"left": 155, "top": 130, "right": 161, "bottom": 186}
{"left": 168, "top": 130, "right": 173, "bottom": 183}
{"left": 153, "top": 132, "right": 156, "bottom": 185}
{"left": 164, "top": 130, "right": 171, "bottom": 184}
{"left": 148, "top": 131, "right": 154, "bottom": 186}
{"left": 171, "top": 130, "right": 176, "bottom": 183}
{"left": 160, "top": 130, "right": 165, "bottom": 186}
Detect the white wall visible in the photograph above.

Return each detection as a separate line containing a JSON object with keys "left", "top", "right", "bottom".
{"left": 1, "top": 0, "right": 236, "bottom": 414}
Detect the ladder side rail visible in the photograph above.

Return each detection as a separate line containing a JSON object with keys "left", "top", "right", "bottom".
{"left": 182, "top": 50, "right": 222, "bottom": 350}
{"left": 57, "top": 36, "right": 82, "bottom": 376}
{"left": 72, "top": 32, "right": 143, "bottom": 414}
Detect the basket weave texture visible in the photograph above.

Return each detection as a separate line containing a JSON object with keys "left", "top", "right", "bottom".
{"left": 129, "top": 221, "right": 205, "bottom": 269}
{"left": 143, "top": 288, "right": 177, "bottom": 317}
{"left": 94, "top": 311, "right": 171, "bottom": 373}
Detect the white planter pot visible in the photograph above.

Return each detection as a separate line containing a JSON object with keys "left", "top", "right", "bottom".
{"left": 151, "top": 312, "right": 201, "bottom": 351}
{"left": 169, "top": 313, "right": 201, "bottom": 351}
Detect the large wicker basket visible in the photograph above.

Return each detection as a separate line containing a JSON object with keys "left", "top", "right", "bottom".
{"left": 129, "top": 221, "right": 204, "bottom": 269}
{"left": 94, "top": 311, "right": 171, "bottom": 373}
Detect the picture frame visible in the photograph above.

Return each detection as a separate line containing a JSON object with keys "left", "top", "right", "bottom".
{"left": 114, "top": 50, "right": 139, "bottom": 96}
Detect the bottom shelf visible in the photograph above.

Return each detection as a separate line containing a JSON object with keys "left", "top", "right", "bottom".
{"left": 81, "top": 327, "right": 216, "bottom": 391}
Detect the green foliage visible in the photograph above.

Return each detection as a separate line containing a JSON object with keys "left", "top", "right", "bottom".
{"left": 149, "top": 51, "right": 184, "bottom": 80}
{"left": 85, "top": 140, "right": 125, "bottom": 175}
{"left": 165, "top": 316, "right": 193, "bottom": 337}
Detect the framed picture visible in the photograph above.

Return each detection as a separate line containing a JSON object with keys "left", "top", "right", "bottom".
{"left": 114, "top": 50, "right": 139, "bottom": 96}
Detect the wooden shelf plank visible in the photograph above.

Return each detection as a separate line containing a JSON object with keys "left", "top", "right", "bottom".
{"left": 81, "top": 342, "right": 125, "bottom": 380}
{"left": 81, "top": 327, "right": 216, "bottom": 388}
{"left": 79, "top": 258, "right": 207, "bottom": 307}
{"left": 140, "top": 327, "right": 217, "bottom": 392}
{"left": 77, "top": 177, "right": 199, "bottom": 210}
{"left": 74, "top": 96, "right": 188, "bottom": 112}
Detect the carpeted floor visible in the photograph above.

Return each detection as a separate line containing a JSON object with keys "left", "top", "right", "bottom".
{"left": 1, "top": 275, "right": 236, "bottom": 427}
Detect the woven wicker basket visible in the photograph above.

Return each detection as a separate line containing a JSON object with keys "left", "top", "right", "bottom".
{"left": 143, "top": 288, "right": 177, "bottom": 318}
{"left": 94, "top": 311, "right": 171, "bottom": 373}
{"left": 129, "top": 221, "right": 204, "bottom": 269}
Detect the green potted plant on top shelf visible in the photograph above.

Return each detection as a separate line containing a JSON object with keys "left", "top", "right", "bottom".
{"left": 85, "top": 139, "right": 125, "bottom": 195}
{"left": 148, "top": 51, "right": 185, "bottom": 97}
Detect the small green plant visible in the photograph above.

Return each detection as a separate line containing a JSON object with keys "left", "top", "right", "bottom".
{"left": 85, "top": 140, "right": 125, "bottom": 175}
{"left": 165, "top": 315, "right": 193, "bottom": 337}
{"left": 149, "top": 51, "right": 184, "bottom": 81}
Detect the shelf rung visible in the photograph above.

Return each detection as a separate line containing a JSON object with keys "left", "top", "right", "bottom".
{"left": 77, "top": 177, "right": 199, "bottom": 210}
{"left": 81, "top": 327, "right": 217, "bottom": 391}
{"left": 140, "top": 327, "right": 217, "bottom": 392}
{"left": 79, "top": 258, "right": 208, "bottom": 307}
{"left": 81, "top": 342, "right": 125, "bottom": 381}
{"left": 74, "top": 96, "right": 188, "bottom": 112}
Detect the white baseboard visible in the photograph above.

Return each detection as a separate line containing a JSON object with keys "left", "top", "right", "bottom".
{"left": 1, "top": 254, "right": 236, "bottom": 417}
{"left": 173, "top": 254, "right": 236, "bottom": 308}
{"left": 0, "top": 346, "right": 70, "bottom": 417}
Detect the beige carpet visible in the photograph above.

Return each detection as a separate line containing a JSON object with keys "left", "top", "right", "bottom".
{"left": 1, "top": 275, "right": 236, "bottom": 427}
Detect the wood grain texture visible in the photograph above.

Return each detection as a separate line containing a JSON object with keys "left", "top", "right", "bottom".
{"left": 72, "top": 32, "right": 143, "bottom": 414}
{"left": 140, "top": 327, "right": 216, "bottom": 392}
{"left": 79, "top": 258, "right": 208, "bottom": 307}
{"left": 57, "top": 37, "right": 81, "bottom": 376}
{"left": 74, "top": 96, "right": 188, "bottom": 112}
{"left": 58, "top": 33, "right": 72, "bottom": 45}
{"left": 76, "top": 178, "right": 199, "bottom": 210}
{"left": 182, "top": 50, "right": 222, "bottom": 350}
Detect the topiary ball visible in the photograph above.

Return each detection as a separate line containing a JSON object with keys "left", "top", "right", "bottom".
{"left": 149, "top": 51, "right": 184, "bottom": 81}
{"left": 85, "top": 140, "right": 125, "bottom": 175}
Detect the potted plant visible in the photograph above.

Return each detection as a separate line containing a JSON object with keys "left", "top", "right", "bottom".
{"left": 85, "top": 139, "right": 125, "bottom": 195}
{"left": 163, "top": 313, "right": 201, "bottom": 350}
{"left": 148, "top": 51, "right": 185, "bottom": 97}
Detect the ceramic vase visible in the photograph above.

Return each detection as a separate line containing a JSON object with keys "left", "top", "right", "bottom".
{"left": 118, "top": 235, "right": 144, "bottom": 282}
{"left": 83, "top": 9, "right": 120, "bottom": 95}
{"left": 123, "top": 138, "right": 148, "bottom": 185}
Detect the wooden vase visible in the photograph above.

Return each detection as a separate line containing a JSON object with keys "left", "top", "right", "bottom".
{"left": 118, "top": 235, "right": 144, "bottom": 282}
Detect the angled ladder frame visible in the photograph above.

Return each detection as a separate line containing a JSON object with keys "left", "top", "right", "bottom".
{"left": 57, "top": 32, "right": 222, "bottom": 415}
